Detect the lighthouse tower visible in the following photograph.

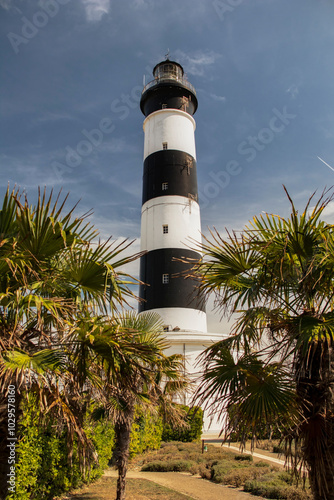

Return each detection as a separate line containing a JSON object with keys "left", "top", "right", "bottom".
{"left": 139, "top": 59, "right": 223, "bottom": 426}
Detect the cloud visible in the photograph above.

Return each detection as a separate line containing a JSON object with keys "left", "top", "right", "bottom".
{"left": 174, "top": 49, "right": 222, "bottom": 77}
{"left": 209, "top": 93, "right": 226, "bottom": 103}
{"left": 81, "top": 0, "right": 111, "bottom": 21}
{"left": 0, "top": 0, "right": 12, "bottom": 9}
{"left": 132, "top": 0, "right": 154, "bottom": 8}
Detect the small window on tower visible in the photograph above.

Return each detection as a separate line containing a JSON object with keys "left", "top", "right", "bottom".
{"left": 163, "top": 224, "right": 168, "bottom": 234}
{"left": 162, "top": 142, "right": 168, "bottom": 150}
{"left": 163, "top": 325, "right": 169, "bottom": 332}
{"left": 162, "top": 273, "right": 169, "bottom": 284}
{"left": 162, "top": 182, "right": 168, "bottom": 191}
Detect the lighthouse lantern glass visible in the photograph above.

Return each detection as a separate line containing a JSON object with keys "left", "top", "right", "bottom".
{"left": 154, "top": 62, "right": 183, "bottom": 82}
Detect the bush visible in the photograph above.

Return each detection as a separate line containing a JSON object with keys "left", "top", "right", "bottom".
{"left": 7, "top": 396, "right": 86, "bottom": 500}
{"left": 198, "top": 464, "right": 212, "bottom": 480}
{"left": 234, "top": 454, "right": 253, "bottom": 461}
{"left": 211, "top": 460, "right": 244, "bottom": 482}
{"left": 130, "top": 407, "right": 163, "bottom": 457}
{"left": 244, "top": 479, "right": 312, "bottom": 500}
{"left": 220, "top": 466, "right": 269, "bottom": 488}
{"left": 141, "top": 459, "right": 195, "bottom": 472}
{"left": 9, "top": 396, "right": 161, "bottom": 500}
{"left": 161, "top": 405, "right": 203, "bottom": 442}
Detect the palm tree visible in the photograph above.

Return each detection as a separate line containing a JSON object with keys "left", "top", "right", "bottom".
{"left": 90, "top": 311, "right": 188, "bottom": 500}
{"left": 0, "top": 187, "right": 141, "bottom": 496}
{"left": 193, "top": 188, "right": 334, "bottom": 500}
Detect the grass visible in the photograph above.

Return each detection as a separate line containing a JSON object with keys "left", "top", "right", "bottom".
{"left": 63, "top": 477, "right": 195, "bottom": 500}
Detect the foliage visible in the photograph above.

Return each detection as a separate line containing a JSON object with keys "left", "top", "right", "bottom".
{"left": 161, "top": 405, "right": 203, "bottom": 442}
{"left": 192, "top": 188, "right": 334, "bottom": 499}
{"left": 130, "top": 407, "right": 163, "bottom": 457}
{"left": 7, "top": 395, "right": 165, "bottom": 500}
{"left": 244, "top": 478, "right": 312, "bottom": 500}
{"left": 0, "top": 187, "right": 188, "bottom": 500}
{"left": 234, "top": 454, "right": 253, "bottom": 461}
{"left": 6, "top": 396, "right": 114, "bottom": 500}
{"left": 141, "top": 460, "right": 195, "bottom": 472}
{"left": 0, "top": 187, "right": 142, "bottom": 497}
{"left": 134, "top": 441, "right": 311, "bottom": 499}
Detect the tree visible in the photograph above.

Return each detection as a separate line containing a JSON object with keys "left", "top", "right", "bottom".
{"left": 193, "top": 188, "right": 334, "bottom": 500}
{"left": 0, "top": 187, "right": 140, "bottom": 497}
{"left": 91, "top": 312, "right": 188, "bottom": 500}
{"left": 0, "top": 187, "right": 189, "bottom": 500}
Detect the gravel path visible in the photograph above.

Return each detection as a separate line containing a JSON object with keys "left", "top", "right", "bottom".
{"left": 103, "top": 469, "right": 260, "bottom": 500}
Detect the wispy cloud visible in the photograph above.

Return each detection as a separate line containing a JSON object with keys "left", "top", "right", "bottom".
{"left": 132, "top": 0, "right": 154, "bottom": 9}
{"left": 175, "top": 49, "right": 222, "bottom": 77}
{"left": 0, "top": 0, "right": 12, "bottom": 9}
{"left": 81, "top": 0, "right": 111, "bottom": 21}
{"left": 35, "top": 112, "right": 76, "bottom": 124}
{"left": 209, "top": 93, "right": 226, "bottom": 103}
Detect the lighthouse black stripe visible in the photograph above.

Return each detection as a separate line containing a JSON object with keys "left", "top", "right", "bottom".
{"left": 142, "top": 150, "right": 198, "bottom": 204}
{"left": 138, "top": 248, "right": 205, "bottom": 313}
{"left": 140, "top": 83, "right": 197, "bottom": 117}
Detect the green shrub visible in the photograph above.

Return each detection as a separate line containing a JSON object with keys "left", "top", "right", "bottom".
{"left": 8, "top": 397, "right": 161, "bottom": 500}
{"left": 234, "top": 454, "right": 253, "bottom": 461}
{"left": 198, "top": 464, "right": 212, "bottom": 480}
{"left": 255, "top": 461, "right": 270, "bottom": 467}
{"left": 244, "top": 479, "right": 312, "bottom": 500}
{"left": 220, "top": 466, "right": 269, "bottom": 488}
{"left": 130, "top": 407, "right": 163, "bottom": 457}
{"left": 7, "top": 396, "right": 84, "bottom": 500}
{"left": 84, "top": 409, "right": 115, "bottom": 479}
{"left": 161, "top": 405, "right": 203, "bottom": 442}
{"left": 141, "top": 459, "right": 195, "bottom": 472}
{"left": 278, "top": 471, "right": 294, "bottom": 485}
{"left": 211, "top": 460, "right": 241, "bottom": 482}
{"left": 273, "top": 445, "right": 285, "bottom": 454}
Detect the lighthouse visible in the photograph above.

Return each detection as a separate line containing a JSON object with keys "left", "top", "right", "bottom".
{"left": 139, "top": 59, "right": 223, "bottom": 428}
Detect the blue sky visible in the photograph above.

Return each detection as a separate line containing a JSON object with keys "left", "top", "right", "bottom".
{"left": 1, "top": 0, "right": 334, "bottom": 332}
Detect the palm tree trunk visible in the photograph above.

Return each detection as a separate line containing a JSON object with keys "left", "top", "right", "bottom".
{"left": 113, "top": 405, "right": 135, "bottom": 500}
{"left": 296, "top": 342, "right": 334, "bottom": 500}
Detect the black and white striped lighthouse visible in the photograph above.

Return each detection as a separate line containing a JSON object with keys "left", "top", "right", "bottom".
{"left": 138, "top": 59, "right": 207, "bottom": 334}
{"left": 138, "top": 58, "right": 225, "bottom": 430}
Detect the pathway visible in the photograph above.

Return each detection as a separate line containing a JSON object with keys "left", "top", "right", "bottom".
{"left": 103, "top": 469, "right": 259, "bottom": 500}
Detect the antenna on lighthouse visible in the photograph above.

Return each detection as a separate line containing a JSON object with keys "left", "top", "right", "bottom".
{"left": 165, "top": 48, "right": 170, "bottom": 60}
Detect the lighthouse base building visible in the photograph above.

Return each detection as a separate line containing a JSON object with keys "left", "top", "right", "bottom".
{"left": 138, "top": 59, "right": 225, "bottom": 433}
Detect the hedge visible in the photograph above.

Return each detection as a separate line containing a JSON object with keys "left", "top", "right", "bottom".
{"left": 161, "top": 405, "right": 203, "bottom": 442}
{"left": 6, "top": 396, "right": 163, "bottom": 500}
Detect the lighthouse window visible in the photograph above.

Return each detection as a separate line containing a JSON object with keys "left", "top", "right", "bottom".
{"left": 162, "top": 182, "right": 168, "bottom": 191}
{"left": 162, "top": 142, "right": 168, "bottom": 150}
{"left": 163, "top": 224, "right": 168, "bottom": 234}
{"left": 162, "top": 273, "right": 169, "bottom": 284}
{"left": 162, "top": 103, "right": 167, "bottom": 109}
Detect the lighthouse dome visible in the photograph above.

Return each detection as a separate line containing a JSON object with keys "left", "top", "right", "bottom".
{"left": 140, "top": 59, "right": 198, "bottom": 117}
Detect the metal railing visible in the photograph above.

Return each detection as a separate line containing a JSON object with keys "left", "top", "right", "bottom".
{"left": 142, "top": 76, "right": 196, "bottom": 95}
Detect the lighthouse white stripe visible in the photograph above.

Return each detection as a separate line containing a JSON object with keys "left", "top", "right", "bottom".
{"left": 144, "top": 307, "right": 207, "bottom": 333}
{"left": 140, "top": 195, "right": 202, "bottom": 252}
{"left": 143, "top": 109, "right": 196, "bottom": 160}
